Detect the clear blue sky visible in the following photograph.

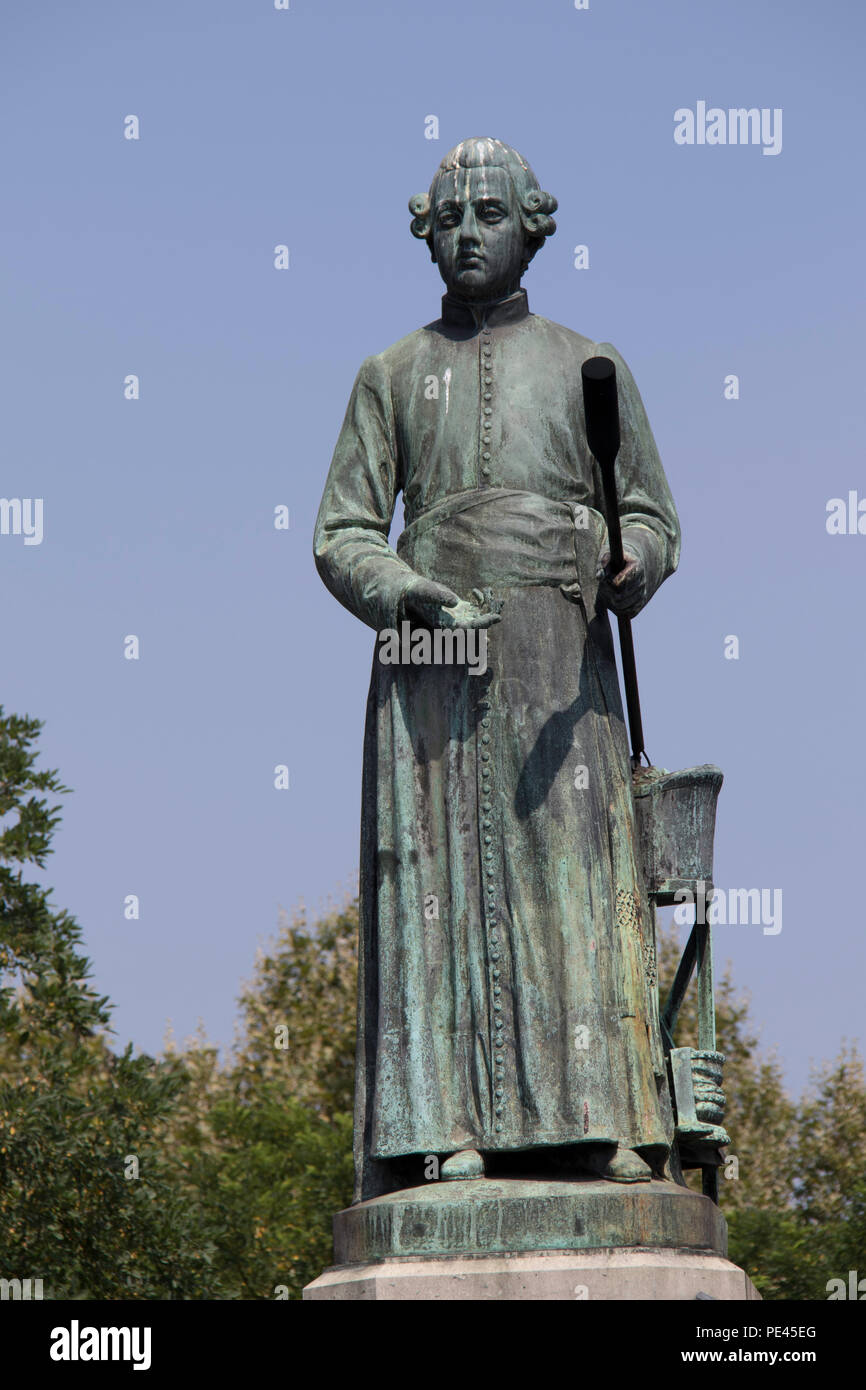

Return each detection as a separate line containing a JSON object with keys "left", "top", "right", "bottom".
{"left": 1, "top": 0, "right": 863, "bottom": 1095}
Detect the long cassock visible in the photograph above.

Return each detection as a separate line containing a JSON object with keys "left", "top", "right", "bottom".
{"left": 314, "top": 288, "right": 682, "bottom": 1203}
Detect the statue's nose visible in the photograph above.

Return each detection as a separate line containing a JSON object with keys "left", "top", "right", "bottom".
{"left": 459, "top": 208, "right": 482, "bottom": 243}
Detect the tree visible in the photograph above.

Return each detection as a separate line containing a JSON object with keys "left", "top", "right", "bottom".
{"left": 232, "top": 899, "right": 358, "bottom": 1118}
{"left": 0, "top": 709, "right": 216, "bottom": 1298}
{"left": 160, "top": 900, "right": 358, "bottom": 1300}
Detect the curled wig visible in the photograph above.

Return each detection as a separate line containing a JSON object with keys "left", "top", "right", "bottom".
{"left": 409, "top": 137, "right": 557, "bottom": 269}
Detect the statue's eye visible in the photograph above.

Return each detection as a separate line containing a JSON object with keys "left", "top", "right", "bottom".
{"left": 437, "top": 212, "right": 460, "bottom": 228}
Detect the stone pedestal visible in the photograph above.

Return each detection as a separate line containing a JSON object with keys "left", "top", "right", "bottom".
{"left": 303, "top": 1178, "right": 760, "bottom": 1301}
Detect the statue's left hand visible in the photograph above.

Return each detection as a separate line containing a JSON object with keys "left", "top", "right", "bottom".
{"left": 597, "top": 547, "right": 647, "bottom": 619}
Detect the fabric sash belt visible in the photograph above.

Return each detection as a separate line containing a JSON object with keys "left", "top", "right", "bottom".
{"left": 396, "top": 488, "right": 605, "bottom": 591}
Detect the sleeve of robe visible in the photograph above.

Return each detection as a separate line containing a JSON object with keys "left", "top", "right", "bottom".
{"left": 594, "top": 341, "right": 682, "bottom": 608}
{"left": 313, "top": 353, "right": 420, "bottom": 633}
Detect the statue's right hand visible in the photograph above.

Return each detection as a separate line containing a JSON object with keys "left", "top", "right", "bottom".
{"left": 402, "top": 579, "right": 502, "bottom": 631}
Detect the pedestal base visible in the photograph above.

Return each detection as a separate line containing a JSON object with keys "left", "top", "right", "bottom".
{"left": 304, "top": 1246, "right": 760, "bottom": 1301}
{"left": 302, "top": 1178, "right": 760, "bottom": 1301}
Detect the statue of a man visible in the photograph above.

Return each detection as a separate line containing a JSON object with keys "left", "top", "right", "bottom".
{"left": 314, "top": 138, "right": 681, "bottom": 1203}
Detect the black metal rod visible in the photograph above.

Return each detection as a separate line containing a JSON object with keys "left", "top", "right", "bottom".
{"left": 581, "top": 356, "right": 646, "bottom": 764}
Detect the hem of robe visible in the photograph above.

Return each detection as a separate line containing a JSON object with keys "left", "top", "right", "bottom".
{"left": 370, "top": 1130, "right": 671, "bottom": 1159}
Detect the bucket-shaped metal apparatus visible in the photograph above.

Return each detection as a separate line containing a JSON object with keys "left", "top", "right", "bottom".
{"left": 632, "top": 764, "right": 724, "bottom": 905}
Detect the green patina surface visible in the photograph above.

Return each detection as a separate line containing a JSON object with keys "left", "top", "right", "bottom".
{"left": 314, "top": 139, "right": 708, "bottom": 1221}
{"left": 334, "top": 1179, "right": 727, "bottom": 1263}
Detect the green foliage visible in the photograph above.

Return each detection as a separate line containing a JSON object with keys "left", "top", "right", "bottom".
{"left": 161, "top": 902, "right": 358, "bottom": 1300}
{"left": 176, "top": 1086, "right": 353, "bottom": 1300}
{"left": 233, "top": 901, "right": 358, "bottom": 1118}
{"left": 0, "top": 709, "right": 215, "bottom": 1298}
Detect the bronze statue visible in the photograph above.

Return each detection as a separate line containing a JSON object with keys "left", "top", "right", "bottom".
{"left": 314, "top": 137, "right": 682, "bottom": 1203}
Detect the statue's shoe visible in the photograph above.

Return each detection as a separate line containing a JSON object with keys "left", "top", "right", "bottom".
{"left": 441, "top": 1148, "right": 485, "bottom": 1180}
{"left": 601, "top": 1148, "right": 653, "bottom": 1183}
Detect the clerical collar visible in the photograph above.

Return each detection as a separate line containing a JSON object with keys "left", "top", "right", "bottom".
{"left": 440, "top": 288, "right": 530, "bottom": 330}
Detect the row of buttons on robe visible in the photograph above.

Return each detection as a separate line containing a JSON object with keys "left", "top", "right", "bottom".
{"left": 476, "top": 329, "right": 501, "bottom": 1128}
{"left": 480, "top": 329, "right": 493, "bottom": 480}
{"left": 478, "top": 676, "right": 504, "bottom": 1132}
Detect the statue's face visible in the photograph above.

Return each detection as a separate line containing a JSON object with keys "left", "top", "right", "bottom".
{"left": 431, "top": 165, "right": 526, "bottom": 302}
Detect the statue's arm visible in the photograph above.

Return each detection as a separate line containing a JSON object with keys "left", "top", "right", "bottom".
{"left": 313, "top": 354, "right": 420, "bottom": 632}
{"left": 593, "top": 341, "right": 682, "bottom": 613}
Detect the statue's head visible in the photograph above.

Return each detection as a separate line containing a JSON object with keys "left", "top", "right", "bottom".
{"left": 409, "top": 137, "right": 557, "bottom": 302}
